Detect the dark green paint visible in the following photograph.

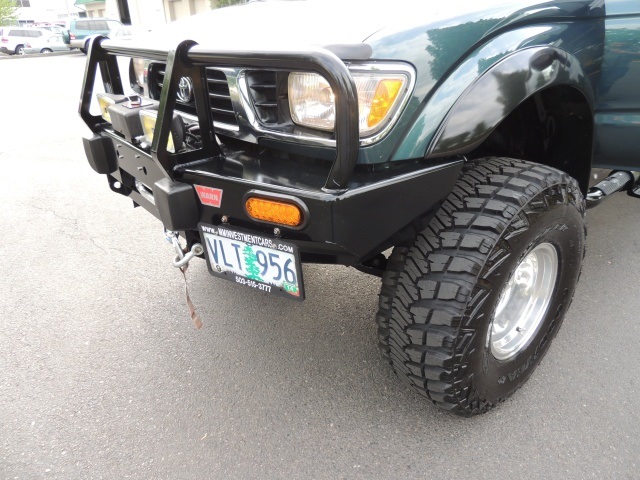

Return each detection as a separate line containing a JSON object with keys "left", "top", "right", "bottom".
{"left": 354, "top": 0, "right": 639, "bottom": 172}
{"left": 594, "top": 13, "right": 640, "bottom": 169}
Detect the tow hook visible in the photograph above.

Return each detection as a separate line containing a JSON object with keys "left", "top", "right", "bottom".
{"left": 165, "top": 230, "right": 204, "bottom": 329}
{"left": 173, "top": 242, "right": 204, "bottom": 269}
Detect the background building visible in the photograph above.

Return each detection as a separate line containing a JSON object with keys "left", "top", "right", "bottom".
{"left": 160, "top": 0, "right": 211, "bottom": 22}
{"left": 15, "top": 0, "right": 84, "bottom": 24}
{"left": 14, "top": 0, "right": 226, "bottom": 26}
{"left": 74, "top": 0, "right": 108, "bottom": 18}
{"left": 83, "top": 0, "right": 216, "bottom": 24}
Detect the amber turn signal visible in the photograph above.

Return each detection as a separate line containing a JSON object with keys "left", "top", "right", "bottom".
{"left": 245, "top": 197, "right": 303, "bottom": 227}
{"left": 367, "top": 79, "right": 404, "bottom": 128}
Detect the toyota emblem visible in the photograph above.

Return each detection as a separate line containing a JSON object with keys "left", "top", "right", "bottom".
{"left": 177, "top": 76, "right": 194, "bottom": 103}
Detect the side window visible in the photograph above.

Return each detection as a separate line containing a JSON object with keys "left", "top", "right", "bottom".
{"left": 8, "top": 30, "right": 23, "bottom": 36}
{"left": 76, "top": 21, "right": 91, "bottom": 31}
{"left": 91, "top": 21, "right": 108, "bottom": 30}
{"left": 29, "top": 31, "right": 43, "bottom": 38}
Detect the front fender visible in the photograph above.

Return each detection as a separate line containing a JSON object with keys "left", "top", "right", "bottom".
{"left": 428, "top": 46, "right": 595, "bottom": 158}
{"left": 392, "top": 23, "right": 601, "bottom": 161}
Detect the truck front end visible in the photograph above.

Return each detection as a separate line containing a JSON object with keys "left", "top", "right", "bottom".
{"left": 80, "top": 34, "right": 462, "bottom": 300}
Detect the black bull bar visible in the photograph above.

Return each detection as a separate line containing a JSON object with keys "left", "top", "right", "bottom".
{"left": 79, "top": 36, "right": 359, "bottom": 192}
{"left": 78, "top": 36, "right": 463, "bottom": 267}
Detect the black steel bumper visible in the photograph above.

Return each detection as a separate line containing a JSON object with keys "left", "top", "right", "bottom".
{"left": 80, "top": 37, "right": 463, "bottom": 267}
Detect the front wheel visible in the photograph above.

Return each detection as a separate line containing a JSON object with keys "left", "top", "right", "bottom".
{"left": 377, "top": 158, "right": 586, "bottom": 415}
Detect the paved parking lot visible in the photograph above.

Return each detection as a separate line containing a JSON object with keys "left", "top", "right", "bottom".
{"left": 1, "top": 53, "right": 639, "bottom": 479}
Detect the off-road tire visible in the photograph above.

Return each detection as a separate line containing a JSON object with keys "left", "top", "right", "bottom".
{"left": 15, "top": 44, "right": 25, "bottom": 55}
{"left": 376, "top": 157, "right": 586, "bottom": 415}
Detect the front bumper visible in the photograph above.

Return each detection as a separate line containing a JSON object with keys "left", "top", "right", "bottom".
{"left": 80, "top": 37, "right": 462, "bottom": 267}
{"left": 70, "top": 39, "right": 86, "bottom": 49}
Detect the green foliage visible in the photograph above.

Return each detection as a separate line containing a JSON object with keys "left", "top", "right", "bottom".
{"left": 213, "top": 0, "right": 247, "bottom": 8}
{"left": 0, "top": 0, "right": 18, "bottom": 25}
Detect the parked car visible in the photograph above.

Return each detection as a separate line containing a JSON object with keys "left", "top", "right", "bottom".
{"left": 23, "top": 33, "right": 71, "bottom": 55}
{"left": 61, "top": 18, "right": 122, "bottom": 53}
{"left": 0, "top": 26, "right": 48, "bottom": 55}
{"left": 38, "top": 25, "right": 64, "bottom": 35}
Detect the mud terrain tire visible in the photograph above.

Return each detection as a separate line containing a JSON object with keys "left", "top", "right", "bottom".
{"left": 376, "top": 157, "right": 586, "bottom": 415}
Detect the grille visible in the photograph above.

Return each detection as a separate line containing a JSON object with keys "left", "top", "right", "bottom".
{"left": 148, "top": 63, "right": 237, "bottom": 127}
{"left": 245, "top": 70, "right": 278, "bottom": 124}
{"left": 206, "top": 69, "right": 236, "bottom": 126}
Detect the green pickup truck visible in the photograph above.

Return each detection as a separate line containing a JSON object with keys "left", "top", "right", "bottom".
{"left": 79, "top": 0, "right": 640, "bottom": 415}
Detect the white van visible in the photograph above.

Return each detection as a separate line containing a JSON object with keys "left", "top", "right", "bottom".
{"left": 0, "top": 26, "right": 48, "bottom": 55}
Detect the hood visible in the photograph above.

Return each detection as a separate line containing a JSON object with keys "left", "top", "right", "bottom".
{"left": 125, "top": 0, "right": 600, "bottom": 57}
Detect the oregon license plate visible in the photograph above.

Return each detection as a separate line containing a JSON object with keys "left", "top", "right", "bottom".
{"left": 199, "top": 224, "right": 304, "bottom": 300}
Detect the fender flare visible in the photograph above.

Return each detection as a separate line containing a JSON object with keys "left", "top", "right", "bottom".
{"left": 426, "top": 46, "right": 595, "bottom": 158}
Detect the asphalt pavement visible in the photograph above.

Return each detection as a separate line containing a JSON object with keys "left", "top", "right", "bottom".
{"left": 1, "top": 54, "right": 639, "bottom": 479}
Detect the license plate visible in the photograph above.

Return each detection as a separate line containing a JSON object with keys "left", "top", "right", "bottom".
{"left": 199, "top": 224, "right": 304, "bottom": 300}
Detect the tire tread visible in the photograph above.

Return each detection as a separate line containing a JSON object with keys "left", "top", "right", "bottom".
{"left": 376, "top": 157, "right": 586, "bottom": 415}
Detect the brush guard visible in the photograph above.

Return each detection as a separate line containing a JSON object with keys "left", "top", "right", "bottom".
{"left": 79, "top": 36, "right": 360, "bottom": 192}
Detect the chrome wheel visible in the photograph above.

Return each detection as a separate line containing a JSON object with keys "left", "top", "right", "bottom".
{"left": 490, "top": 243, "right": 558, "bottom": 360}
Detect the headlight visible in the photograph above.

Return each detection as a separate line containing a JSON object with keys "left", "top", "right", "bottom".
{"left": 288, "top": 72, "right": 336, "bottom": 132}
{"left": 288, "top": 68, "right": 411, "bottom": 137}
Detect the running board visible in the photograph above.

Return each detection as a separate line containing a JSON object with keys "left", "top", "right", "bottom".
{"left": 586, "top": 171, "right": 638, "bottom": 208}
{"left": 629, "top": 179, "right": 640, "bottom": 199}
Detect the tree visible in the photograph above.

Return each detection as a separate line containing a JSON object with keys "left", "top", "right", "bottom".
{"left": 0, "top": 0, "right": 18, "bottom": 26}
{"left": 243, "top": 244, "right": 262, "bottom": 281}
{"left": 211, "top": 0, "right": 247, "bottom": 9}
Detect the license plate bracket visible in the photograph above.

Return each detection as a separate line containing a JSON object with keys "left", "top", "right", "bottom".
{"left": 199, "top": 223, "right": 304, "bottom": 301}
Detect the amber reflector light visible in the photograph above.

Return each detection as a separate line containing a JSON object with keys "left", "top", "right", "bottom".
{"left": 245, "top": 197, "right": 303, "bottom": 227}
{"left": 367, "top": 79, "right": 404, "bottom": 128}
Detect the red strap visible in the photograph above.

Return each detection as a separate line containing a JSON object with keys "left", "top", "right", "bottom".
{"left": 179, "top": 264, "right": 203, "bottom": 329}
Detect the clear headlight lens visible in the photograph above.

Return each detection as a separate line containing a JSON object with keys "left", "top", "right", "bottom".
{"left": 288, "top": 71, "right": 409, "bottom": 136}
{"left": 288, "top": 72, "right": 336, "bottom": 132}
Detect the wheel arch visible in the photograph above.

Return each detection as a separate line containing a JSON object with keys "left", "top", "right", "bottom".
{"left": 426, "top": 47, "right": 595, "bottom": 193}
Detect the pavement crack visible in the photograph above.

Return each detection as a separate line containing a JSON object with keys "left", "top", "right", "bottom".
{"left": 19, "top": 203, "right": 80, "bottom": 227}
{"left": 88, "top": 236, "right": 107, "bottom": 254}
{"left": 108, "top": 246, "right": 145, "bottom": 258}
